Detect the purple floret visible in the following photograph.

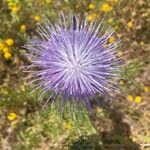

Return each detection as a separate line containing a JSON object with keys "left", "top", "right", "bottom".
{"left": 24, "top": 14, "right": 122, "bottom": 112}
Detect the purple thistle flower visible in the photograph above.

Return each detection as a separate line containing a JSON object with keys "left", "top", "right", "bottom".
{"left": 24, "top": 14, "right": 122, "bottom": 112}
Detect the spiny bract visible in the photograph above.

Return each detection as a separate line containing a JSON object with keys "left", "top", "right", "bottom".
{"left": 24, "top": 14, "right": 122, "bottom": 112}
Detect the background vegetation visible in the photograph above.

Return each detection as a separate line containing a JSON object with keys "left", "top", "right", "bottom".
{"left": 0, "top": 0, "right": 150, "bottom": 149}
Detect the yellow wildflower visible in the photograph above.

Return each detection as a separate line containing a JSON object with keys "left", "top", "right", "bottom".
{"left": 140, "top": 41, "right": 144, "bottom": 46}
{"left": 4, "top": 52, "right": 11, "bottom": 59}
{"left": 107, "top": 18, "right": 113, "bottom": 24}
{"left": 88, "top": 15, "right": 93, "bottom": 22}
{"left": 20, "top": 24, "right": 26, "bottom": 33}
{"left": 7, "top": 113, "right": 17, "bottom": 121}
{"left": 117, "top": 50, "right": 122, "bottom": 57}
{"left": 45, "top": 0, "right": 52, "bottom": 3}
{"left": 34, "top": 15, "right": 41, "bottom": 22}
{"left": 101, "top": 3, "right": 112, "bottom": 12}
{"left": 5, "top": 38, "right": 14, "bottom": 46}
{"left": 3, "top": 47, "right": 10, "bottom": 53}
{"left": 89, "top": 3, "right": 95, "bottom": 9}
{"left": 127, "top": 21, "right": 133, "bottom": 28}
{"left": 127, "top": 95, "right": 133, "bottom": 101}
{"left": 0, "top": 42, "right": 4, "bottom": 51}
{"left": 65, "top": 122, "right": 72, "bottom": 129}
{"left": 135, "top": 96, "right": 142, "bottom": 104}
{"left": 11, "top": 6, "right": 19, "bottom": 13}
{"left": 109, "top": 36, "right": 115, "bottom": 43}
{"left": 88, "top": 13, "right": 98, "bottom": 22}
{"left": 144, "top": 86, "right": 149, "bottom": 93}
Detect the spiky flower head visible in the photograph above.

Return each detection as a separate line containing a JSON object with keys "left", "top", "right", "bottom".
{"left": 24, "top": 14, "right": 122, "bottom": 112}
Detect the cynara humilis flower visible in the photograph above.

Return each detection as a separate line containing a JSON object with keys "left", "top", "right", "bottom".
{"left": 24, "top": 14, "right": 122, "bottom": 113}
